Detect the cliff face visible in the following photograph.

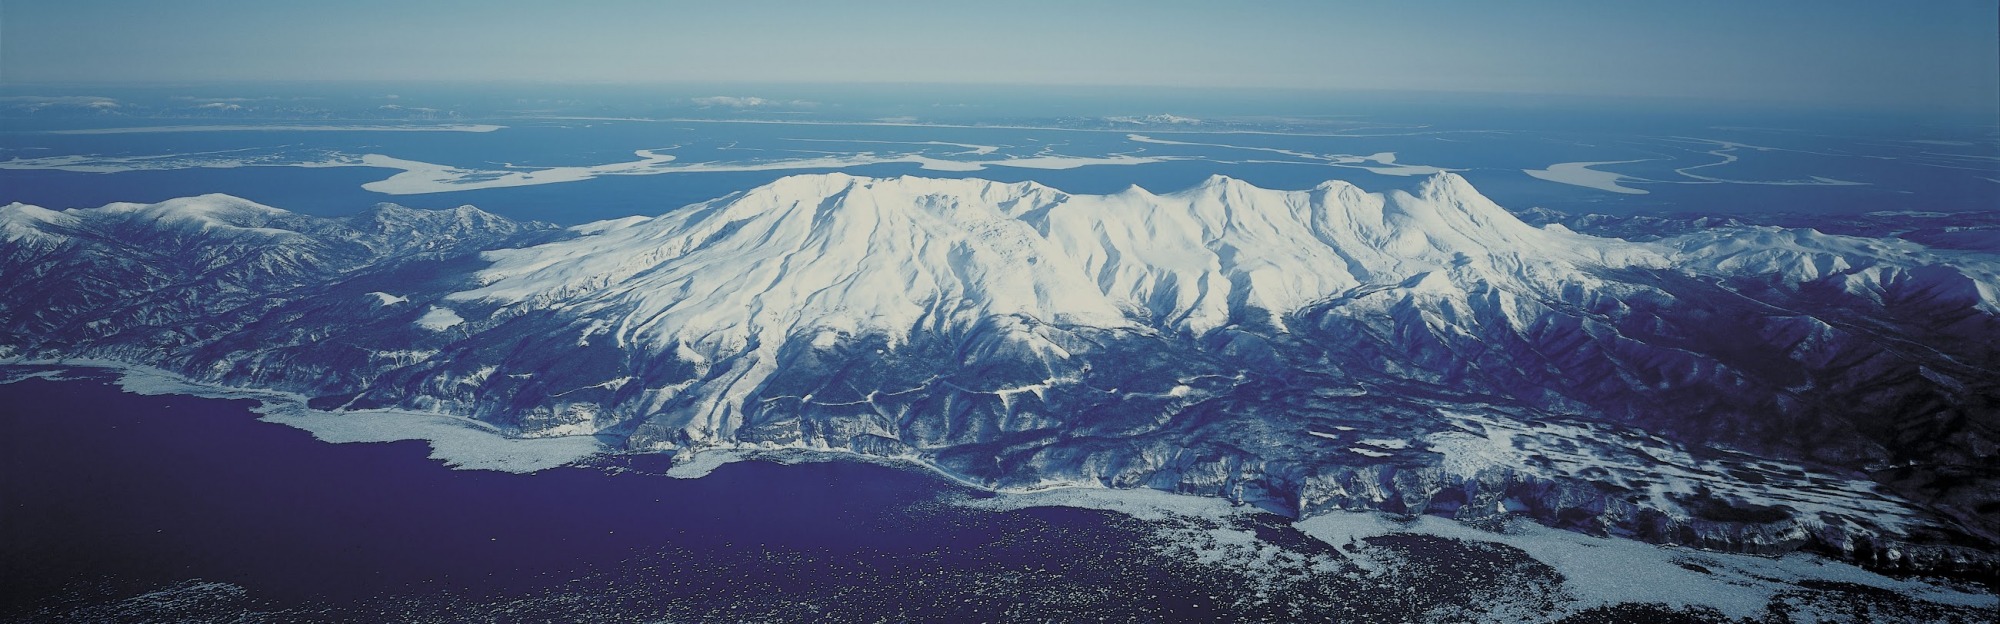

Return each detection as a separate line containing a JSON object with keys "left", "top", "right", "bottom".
{"left": 4, "top": 173, "right": 1995, "bottom": 575}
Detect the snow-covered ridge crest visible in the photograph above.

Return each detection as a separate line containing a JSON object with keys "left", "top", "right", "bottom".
{"left": 453, "top": 172, "right": 1655, "bottom": 354}
{"left": 444, "top": 172, "right": 1685, "bottom": 442}
{"left": 0, "top": 201, "right": 80, "bottom": 245}
{"left": 1666, "top": 225, "right": 2000, "bottom": 313}
{"left": 7, "top": 174, "right": 1998, "bottom": 575}
{"left": 3, "top": 192, "right": 303, "bottom": 242}
{"left": 455, "top": 173, "right": 1130, "bottom": 352}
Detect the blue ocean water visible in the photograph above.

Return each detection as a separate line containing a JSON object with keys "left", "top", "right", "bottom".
{"left": 0, "top": 371, "right": 1275, "bottom": 620}
{"left": 3, "top": 84, "right": 1993, "bottom": 226}
{"left": 7, "top": 370, "right": 1649, "bottom": 622}
{"left": 0, "top": 373, "right": 923, "bottom": 602}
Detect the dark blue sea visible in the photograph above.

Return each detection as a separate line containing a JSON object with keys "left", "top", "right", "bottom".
{"left": 4, "top": 84, "right": 1993, "bottom": 226}
{"left": 0, "top": 370, "right": 1271, "bottom": 621}
{"left": 4, "top": 369, "right": 1642, "bottom": 622}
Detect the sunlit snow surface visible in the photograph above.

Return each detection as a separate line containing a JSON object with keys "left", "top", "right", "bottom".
{"left": 972, "top": 487, "right": 1994, "bottom": 620}
{"left": 3, "top": 361, "right": 607, "bottom": 472}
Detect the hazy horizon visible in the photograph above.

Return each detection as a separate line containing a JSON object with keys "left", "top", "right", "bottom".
{"left": 4, "top": 1, "right": 1996, "bottom": 114}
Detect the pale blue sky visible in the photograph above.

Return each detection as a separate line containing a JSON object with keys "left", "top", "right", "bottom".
{"left": 3, "top": 0, "right": 1995, "bottom": 112}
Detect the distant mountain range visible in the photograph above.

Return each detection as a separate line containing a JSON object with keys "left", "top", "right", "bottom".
{"left": 5, "top": 173, "right": 1995, "bottom": 577}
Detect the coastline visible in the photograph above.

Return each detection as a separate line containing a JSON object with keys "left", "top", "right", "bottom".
{"left": 4, "top": 359, "right": 1992, "bottom": 619}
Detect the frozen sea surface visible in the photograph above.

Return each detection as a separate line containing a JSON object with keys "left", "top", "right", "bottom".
{"left": 3, "top": 85, "right": 1993, "bottom": 226}
{"left": 3, "top": 368, "right": 1992, "bottom": 623}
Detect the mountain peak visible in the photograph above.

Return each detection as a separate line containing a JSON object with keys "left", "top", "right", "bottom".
{"left": 1191, "top": 173, "right": 1259, "bottom": 193}
{"left": 1312, "top": 179, "right": 1362, "bottom": 192}
{"left": 0, "top": 201, "right": 79, "bottom": 244}
{"left": 14, "top": 177, "right": 1999, "bottom": 578}
{"left": 161, "top": 193, "right": 286, "bottom": 213}
{"left": 85, "top": 194, "right": 300, "bottom": 235}
{"left": 452, "top": 173, "right": 1617, "bottom": 387}
{"left": 95, "top": 193, "right": 283, "bottom": 217}
{"left": 361, "top": 201, "right": 507, "bottom": 222}
{"left": 1418, "top": 170, "right": 1474, "bottom": 194}
{"left": 0, "top": 201, "right": 68, "bottom": 223}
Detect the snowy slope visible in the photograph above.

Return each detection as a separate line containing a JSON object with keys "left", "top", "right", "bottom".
{"left": 458, "top": 173, "right": 1665, "bottom": 341}
{"left": 442, "top": 172, "right": 1682, "bottom": 443}
{"left": 4, "top": 174, "right": 1997, "bottom": 575}
{"left": 457, "top": 174, "right": 1131, "bottom": 352}
{"left": 1665, "top": 225, "right": 2000, "bottom": 313}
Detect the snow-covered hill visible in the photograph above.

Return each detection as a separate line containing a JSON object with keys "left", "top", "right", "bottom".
{"left": 4, "top": 174, "right": 1995, "bottom": 576}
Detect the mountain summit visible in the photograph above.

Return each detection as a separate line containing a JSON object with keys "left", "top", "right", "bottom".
{"left": 4, "top": 174, "right": 1996, "bottom": 575}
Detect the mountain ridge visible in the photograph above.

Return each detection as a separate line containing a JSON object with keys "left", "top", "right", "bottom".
{"left": 3, "top": 173, "right": 1995, "bottom": 576}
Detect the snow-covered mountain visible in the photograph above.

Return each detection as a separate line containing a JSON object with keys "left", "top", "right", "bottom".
{"left": 4, "top": 173, "right": 1996, "bottom": 576}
